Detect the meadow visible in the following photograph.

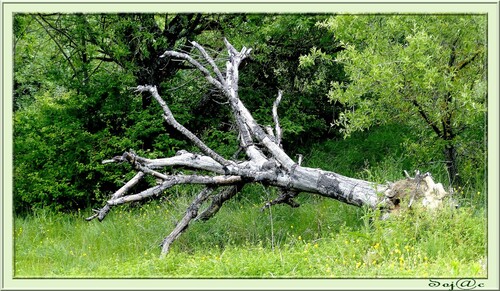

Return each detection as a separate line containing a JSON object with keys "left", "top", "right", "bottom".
{"left": 13, "top": 126, "right": 487, "bottom": 278}
{"left": 12, "top": 13, "right": 488, "bottom": 280}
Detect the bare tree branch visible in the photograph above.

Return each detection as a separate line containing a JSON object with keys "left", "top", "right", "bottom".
{"left": 272, "top": 90, "right": 283, "bottom": 147}
{"left": 196, "top": 184, "right": 243, "bottom": 221}
{"left": 135, "top": 85, "right": 233, "bottom": 168}
{"left": 34, "top": 15, "right": 78, "bottom": 78}
{"left": 85, "top": 171, "right": 145, "bottom": 221}
{"left": 261, "top": 189, "right": 300, "bottom": 211}
{"left": 108, "top": 174, "right": 242, "bottom": 206}
{"left": 160, "top": 187, "right": 213, "bottom": 257}
{"left": 191, "top": 41, "right": 226, "bottom": 86}
{"left": 160, "top": 50, "right": 225, "bottom": 92}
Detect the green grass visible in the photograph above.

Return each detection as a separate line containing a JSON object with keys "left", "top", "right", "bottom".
{"left": 14, "top": 197, "right": 486, "bottom": 278}
{"left": 13, "top": 124, "right": 487, "bottom": 278}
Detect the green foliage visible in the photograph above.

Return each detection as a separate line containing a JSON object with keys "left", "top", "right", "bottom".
{"left": 12, "top": 13, "right": 212, "bottom": 213}
{"left": 322, "top": 15, "right": 486, "bottom": 134}
{"left": 12, "top": 66, "right": 189, "bottom": 213}
{"left": 11, "top": 14, "right": 330, "bottom": 213}
{"left": 14, "top": 89, "right": 94, "bottom": 211}
{"left": 306, "top": 124, "right": 415, "bottom": 178}
{"left": 13, "top": 15, "right": 67, "bottom": 110}
{"left": 306, "top": 14, "right": 486, "bottom": 187}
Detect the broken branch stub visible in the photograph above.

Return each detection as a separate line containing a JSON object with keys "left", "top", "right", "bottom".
{"left": 89, "top": 39, "right": 453, "bottom": 257}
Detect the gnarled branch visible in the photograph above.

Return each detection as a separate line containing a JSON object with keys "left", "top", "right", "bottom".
{"left": 89, "top": 39, "right": 453, "bottom": 258}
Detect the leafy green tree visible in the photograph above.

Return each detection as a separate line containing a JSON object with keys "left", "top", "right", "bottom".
{"left": 13, "top": 14, "right": 71, "bottom": 111}
{"left": 14, "top": 89, "right": 91, "bottom": 211}
{"left": 13, "top": 13, "right": 220, "bottom": 212}
{"left": 307, "top": 14, "right": 486, "bottom": 186}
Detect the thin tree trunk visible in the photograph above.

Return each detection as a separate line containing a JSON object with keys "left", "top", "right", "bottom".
{"left": 444, "top": 144, "right": 460, "bottom": 186}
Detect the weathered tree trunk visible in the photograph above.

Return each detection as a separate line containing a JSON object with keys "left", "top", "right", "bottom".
{"left": 87, "top": 39, "right": 452, "bottom": 257}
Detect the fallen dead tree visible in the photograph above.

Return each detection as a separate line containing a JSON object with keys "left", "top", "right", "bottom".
{"left": 86, "top": 39, "right": 453, "bottom": 257}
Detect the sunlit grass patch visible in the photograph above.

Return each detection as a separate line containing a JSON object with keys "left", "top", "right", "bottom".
{"left": 14, "top": 193, "right": 486, "bottom": 278}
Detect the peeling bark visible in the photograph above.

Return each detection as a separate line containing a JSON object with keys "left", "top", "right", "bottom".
{"left": 88, "top": 39, "right": 452, "bottom": 257}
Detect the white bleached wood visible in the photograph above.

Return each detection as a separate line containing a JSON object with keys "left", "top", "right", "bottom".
{"left": 90, "top": 39, "right": 451, "bottom": 258}
{"left": 272, "top": 90, "right": 283, "bottom": 147}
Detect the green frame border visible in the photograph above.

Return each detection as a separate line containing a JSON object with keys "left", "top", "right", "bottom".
{"left": 2, "top": 1, "right": 499, "bottom": 290}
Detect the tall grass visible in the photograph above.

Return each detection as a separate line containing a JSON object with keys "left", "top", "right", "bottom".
{"left": 13, "top": 199, "right": 486, "bottom": 278}
{"left": 13, "top": 124, "right": 487, "bottom": 277}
